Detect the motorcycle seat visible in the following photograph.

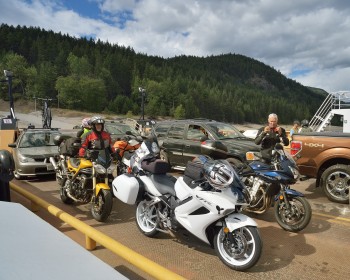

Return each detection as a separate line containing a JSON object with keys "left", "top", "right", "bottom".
{"left": 150, "top": 174, "right": 176, "bottom": 196}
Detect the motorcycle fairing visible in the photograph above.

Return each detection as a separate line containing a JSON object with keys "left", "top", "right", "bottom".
{"left": 174, "top": 184, "right": 241, "bottom": 244}
{"left": 222, "top": 213, "right": 258, "bottom": 231}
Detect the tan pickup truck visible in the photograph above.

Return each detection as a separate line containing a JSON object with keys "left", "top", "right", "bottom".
{"left": 290, "top": 132, "right": 350, "bottom": 204}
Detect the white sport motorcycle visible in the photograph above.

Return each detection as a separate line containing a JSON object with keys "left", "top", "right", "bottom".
{"left": 112, "top": 137, "right": 262, "bottom": 271}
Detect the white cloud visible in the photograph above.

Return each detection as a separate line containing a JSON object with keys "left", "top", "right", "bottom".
{"left": 1, "top": 0, "right": 350, "bottom": 92}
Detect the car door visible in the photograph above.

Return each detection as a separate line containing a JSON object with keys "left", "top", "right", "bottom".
{"left": 162, "top": 123, "right": 186, "bottom": 167}
{"left": 182, "top": 124, "right": 208, "bottom": 166}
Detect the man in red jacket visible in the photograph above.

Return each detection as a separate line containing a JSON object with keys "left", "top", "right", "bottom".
{"left": 79, "top": 115, "right": 115, "bottom": 158}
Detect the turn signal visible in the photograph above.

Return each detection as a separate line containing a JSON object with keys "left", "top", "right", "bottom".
{"left": 279, "top": 195, "right": 284, "bottom": 200}
{"left": 246, "top": 152, "right": 256, "bottom": 161}
{"left": 223, "top": 227, "right": 230, "bottom": 233}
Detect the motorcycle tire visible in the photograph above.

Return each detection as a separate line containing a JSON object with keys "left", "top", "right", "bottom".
{"left": 91, "top": 189, "right": 113, "bottom": 222}
{"left": 274, "top": 196, "right": 312, "bottom": 232}
{"left": 214, "top": 226, "right": 262, "bottom": 271}
{"left": 59, "top": 178, "right": 74, "bottom": 204}
{"left": 135, "top": 199, "right": 159, "bottom": 237}
{"left": 321, "top": 164, "right": 350, "bottom": 204}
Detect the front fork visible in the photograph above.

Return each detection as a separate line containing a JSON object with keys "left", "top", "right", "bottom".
{"left": 275, "top": 184, "right": 304, "bottom": 209}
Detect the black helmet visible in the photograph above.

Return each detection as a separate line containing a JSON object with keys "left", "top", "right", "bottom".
{"left": 0, "top": 150, "right": 15, "bottom": 182}
{"left": 301, "top": 119, "right": 309, "bottom": 127}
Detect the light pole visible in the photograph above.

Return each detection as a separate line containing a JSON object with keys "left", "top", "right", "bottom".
{"left": 139, "top": 87, "right": 146, "bottom": 120}
{"left": 3, "top": 70, "right": 15, "bottom": 120}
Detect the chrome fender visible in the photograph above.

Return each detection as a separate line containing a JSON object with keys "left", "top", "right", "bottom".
{"left": 218, "top": 213, "right": 258, "bottom": 231}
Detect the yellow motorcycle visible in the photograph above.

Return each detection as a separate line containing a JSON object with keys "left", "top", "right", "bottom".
{"left": 50, "top": 136, "right": 114, "bottom": 222}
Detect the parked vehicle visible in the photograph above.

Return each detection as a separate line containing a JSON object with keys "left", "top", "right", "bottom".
{"left": 8, "top": 128, "right": 61, "bottom": 179}
{"left": 49, "top": 135, "right": 114, "bottom": 222}
{"left": 154, "top": 119, "right": 261, "bottom": 170}
{"left": 104, "top": 121, "right": 140, "bottom": 142}
{"left": 112, "top": 136, "right": 262, "bottom": 271}
{"left": 291, "top": 132, "right": 350, "bottom": 203}
{"left": 239, "top": 143, "right": 312, "bottom": 232}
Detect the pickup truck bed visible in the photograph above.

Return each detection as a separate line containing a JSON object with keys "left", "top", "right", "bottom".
{"left": 291, "top": 132, "right": 350, "bottom": 204}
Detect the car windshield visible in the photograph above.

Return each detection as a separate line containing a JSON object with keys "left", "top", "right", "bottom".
{"left": 19, "top": 131, "right": 60, "bottom": 148}
{"left": 105, "top": 124, "right": 139, "bottom": 135}
{"left": 207, "top": 123, "right": 246, "bottom": 140}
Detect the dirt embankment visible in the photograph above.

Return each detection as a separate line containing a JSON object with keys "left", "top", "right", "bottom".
{"left": 1, "top": 99, "right": 278, "bottom": 131}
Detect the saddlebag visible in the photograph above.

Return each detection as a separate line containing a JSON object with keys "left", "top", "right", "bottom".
{"left": 112, "top": 174, "right": 144, "bottom": 204}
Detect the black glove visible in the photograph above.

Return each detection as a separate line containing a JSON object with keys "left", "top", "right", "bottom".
{"left": 112, "top": 152, "right": 120, "bottom": 161}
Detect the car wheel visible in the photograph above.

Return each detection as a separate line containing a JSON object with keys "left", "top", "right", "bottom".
{"left": 321, "top": 164, "right": 350, "bottom": 204}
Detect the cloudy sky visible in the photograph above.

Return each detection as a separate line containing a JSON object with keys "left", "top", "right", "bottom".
{"left": 1, "top": 0, "right": 350, "bottom": 93}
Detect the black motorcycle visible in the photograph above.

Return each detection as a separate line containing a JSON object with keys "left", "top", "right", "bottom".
{"left": 239, "top": 143, "right": 312, "bottom": 232}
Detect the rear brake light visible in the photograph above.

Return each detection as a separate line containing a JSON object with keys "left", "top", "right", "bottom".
{"left": 290, "top": 141, "right": 302, "bottom": 156}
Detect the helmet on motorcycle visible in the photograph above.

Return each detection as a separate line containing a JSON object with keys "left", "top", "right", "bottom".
{"left": 0, "top": 149, "right": 15, "bottom": 182}
{"left": 81, "top": 117, "right": 91, "bottom": 128}
{"left": 203, "top": 159, "right": 234, "bottom": 190}
{"left": 301, "top": 119, "right": 309, "bottom": 127}
{"left": 90, "top": 116, "right": 105, "bottom": 132}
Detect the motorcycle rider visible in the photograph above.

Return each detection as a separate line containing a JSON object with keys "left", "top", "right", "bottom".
{"left": 78, "top": 116, "right": 116, "bottom": 158}
{"left": 76, "top": 117, "right": 91, "bottom": 138}
{"left": 255, "top": 113, "right": 289, "bottom": 163}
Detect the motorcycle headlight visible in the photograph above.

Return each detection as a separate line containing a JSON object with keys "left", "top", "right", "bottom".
{"left": 95, "top": 164, "right": 107, "bottom": 174}
{"left": 289, "top": 166, "right": 300, "bottom": 180}
{"left": 18, "top": 154, "right": 35, "bottom": 163}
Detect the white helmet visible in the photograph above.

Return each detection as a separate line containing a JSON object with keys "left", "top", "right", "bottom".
{"left": 203, "top": 160, "right": 234, "bottom": 190}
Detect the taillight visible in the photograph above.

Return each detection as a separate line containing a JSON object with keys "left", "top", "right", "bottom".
{"left": 290, "top": 141, "right": 302, "bottom": 156}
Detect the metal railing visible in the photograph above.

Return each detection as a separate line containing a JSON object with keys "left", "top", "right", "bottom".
{"left": 309, "top": 91, "right": 350, "bottom": 132}
{"left": 9, "top": 182, "right": 186, "bottom": 280}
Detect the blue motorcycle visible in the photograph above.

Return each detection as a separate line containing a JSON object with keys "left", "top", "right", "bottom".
{"left": 239, "top": 143, "right": 312, "bottom": 232}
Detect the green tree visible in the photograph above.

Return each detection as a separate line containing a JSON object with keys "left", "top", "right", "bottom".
{"left": 174, "top": 104, "right": 185, "bottom": 119}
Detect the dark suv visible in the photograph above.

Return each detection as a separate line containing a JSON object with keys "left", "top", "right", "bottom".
{"left": 154, "top": 119, "right": 261, "bottom": 170}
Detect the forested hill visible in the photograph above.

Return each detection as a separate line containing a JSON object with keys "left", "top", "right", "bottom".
{"left": 0, "top": 23, "right": 325, "bottom": 124}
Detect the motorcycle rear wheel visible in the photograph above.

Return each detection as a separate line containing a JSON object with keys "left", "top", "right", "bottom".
{"left": 135, "top": 199, "right": 159, "bottom": 237}
{"left": 59, "top": 178, "right": 74, "bottom": 204}
{"left": 274, "top": 196, "right": 312, "bottom": 232}
{"left": 91, "top": 189, "right": 113, "bottom": 222}
{"left": 214, "top": 226, "right": 262, "bottom": 271}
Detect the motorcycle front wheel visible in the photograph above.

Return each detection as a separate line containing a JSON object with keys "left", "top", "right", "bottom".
{"left": 135, "top": 199, "right": 159, "bottom": 237}
{"left": 91, "top": 189, "right": 113, "bottom": 222}
{"left": 274, "top": 196, "right": 312, "bottom": 232}
{"left": 214, "top": 226, "right": 262, "bottom": 271}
